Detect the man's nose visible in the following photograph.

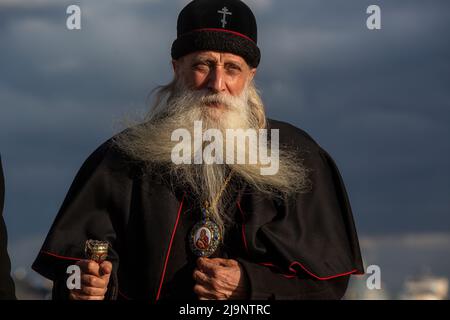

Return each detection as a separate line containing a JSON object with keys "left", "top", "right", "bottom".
{"left": 207, "top": 67, "right": 226, "bottom": 93}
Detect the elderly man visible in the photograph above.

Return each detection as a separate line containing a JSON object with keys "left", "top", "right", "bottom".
{"left": 33, "top": 0, "right": 363, "bottom": 300}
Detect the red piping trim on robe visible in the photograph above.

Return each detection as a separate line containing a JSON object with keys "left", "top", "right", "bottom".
{"left": 41, "top": 250, "right": 134, "bottom": 299}
{"left": 188, "top": 28, "right": 256, "bottom": 44}
{"left": 236, "top": 200, "right": 364, "bottom": 280}
{"left": 258, "top": 262, "right": 297, "bottom": 279}
{"left": 155, "top": 192, "right": 186, "bottom": 301}
{"left": 259, "top": 262, "right": 363, "bottom": 280}
{"left": 40, "top": 250, "right": 82, "bottom": 261}
{"left": 118, "top": 290, "right": 131, "bottom": 300}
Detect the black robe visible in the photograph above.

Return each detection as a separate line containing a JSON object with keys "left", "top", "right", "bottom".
{"left": 0, "top": 156, "right": 16, "bottom": 300}
{"left": 32, "top": 119, "right": 364, "bottom": 300}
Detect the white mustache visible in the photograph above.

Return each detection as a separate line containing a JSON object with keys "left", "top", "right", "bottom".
{"left": 201, "top": 94, "right": 232, "bottom": 107}
{"left": 183, "top": 88, "right": 248, "bottom": 112}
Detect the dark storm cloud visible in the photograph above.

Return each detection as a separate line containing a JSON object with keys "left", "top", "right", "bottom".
{"left": 250, "top": 0, "right": 450, "bottom": 234}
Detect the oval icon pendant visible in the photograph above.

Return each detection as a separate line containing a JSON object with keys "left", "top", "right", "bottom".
{"left": 189, "top": 219, "right": 221, "bottom": 257}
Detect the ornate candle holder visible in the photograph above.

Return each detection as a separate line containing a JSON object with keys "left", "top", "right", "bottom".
{"left": 84, "top": 239, "right": 109, "bottom": 263}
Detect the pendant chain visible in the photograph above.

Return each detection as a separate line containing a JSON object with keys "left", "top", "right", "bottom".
{"left": 204, "top": 169, "right": 234, "bottom": 215}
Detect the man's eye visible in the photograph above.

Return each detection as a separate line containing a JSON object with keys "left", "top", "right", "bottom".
{"left": 228, "top": 68, "right": 241, "bottom": 75}
{"left": 226, "top": 64, "right": 241, "bottom": 73}
{"left": 193, "top": 63, "right": 209, "bottom": 71}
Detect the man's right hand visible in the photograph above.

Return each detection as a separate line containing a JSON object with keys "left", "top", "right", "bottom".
{"left": 69, "top": 260, "right": 112, "bottom": 300}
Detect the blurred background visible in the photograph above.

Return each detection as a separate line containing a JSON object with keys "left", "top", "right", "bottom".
{"left": 0, "top": 0, "right": 449, "bottom": 299}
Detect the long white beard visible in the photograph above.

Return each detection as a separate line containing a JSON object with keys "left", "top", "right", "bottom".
{"left": 115, "top": 78, "right": 311, "bottom": 233}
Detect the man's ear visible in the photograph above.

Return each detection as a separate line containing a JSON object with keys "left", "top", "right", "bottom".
{"left": 172, "top": 59, "right": 179, "bottom": 75}
{"left": 250, "top": 68, "right": 257, "bottom": 80}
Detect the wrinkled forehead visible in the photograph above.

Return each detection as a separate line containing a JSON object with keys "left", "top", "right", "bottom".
{"left": 186, "top": 51, "right": 247, "bottom": 64}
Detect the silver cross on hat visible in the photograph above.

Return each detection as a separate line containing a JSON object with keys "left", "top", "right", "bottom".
{"left": 217, "top": 6, "right": 232, "bottom": 28}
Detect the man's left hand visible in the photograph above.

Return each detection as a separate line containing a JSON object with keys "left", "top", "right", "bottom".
{"left": 193, "top": 257, "right": 249, "bottom": 300}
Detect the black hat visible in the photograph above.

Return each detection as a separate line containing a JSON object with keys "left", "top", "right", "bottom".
{"left": 171, "top": 0, "right": 261, "bottom": 68}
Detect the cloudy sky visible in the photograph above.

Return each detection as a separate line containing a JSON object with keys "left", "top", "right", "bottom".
{"left": 1, "top": 0, "right": 449, "bottom": 293}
